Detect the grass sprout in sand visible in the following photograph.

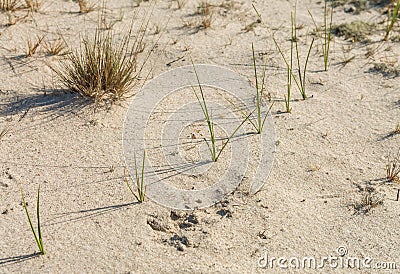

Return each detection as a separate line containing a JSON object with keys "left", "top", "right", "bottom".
{"left": 125, "top": 151, "right": 146, "bottom": 203}
{"left": 250, "top": 44, "right": 274, "bottom": 133}
{"left": 191, "top": 63, "right": 253, "bottom": 162}
{"left": 20, "top": 184, "right": 45, "bottom": 255}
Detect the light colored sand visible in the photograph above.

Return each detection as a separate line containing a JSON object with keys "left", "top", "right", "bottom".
{"left": 1, "top": 0, "right": 399, "bottom": 273}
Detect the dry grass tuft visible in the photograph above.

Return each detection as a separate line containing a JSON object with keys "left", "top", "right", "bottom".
{"left": 54, "top": 23, "right": 150, "bottom": 105}
{"left": 43, "top": 38, "right": 68, "bottom": 56}
{"left": 353, "top": 191, "right": 384, "bottom": 215}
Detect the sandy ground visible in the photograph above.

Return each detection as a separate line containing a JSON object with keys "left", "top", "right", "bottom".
{"left": 1, "top": 0, "right": 400, "bottom": 273}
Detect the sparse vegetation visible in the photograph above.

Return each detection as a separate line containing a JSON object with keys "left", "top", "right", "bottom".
{"left": 0, "top": 0, "right": 23, "bottom": 12}
{"left": 395, "top": 123, "right": 400, "bottom": 134}
{"left": 323, "top": 0, "right": 334, "bottom": 71}
{"left": 197, "top": 0, "right": 212, "bottom": 16}
{"left": 309, "top": 0, "right": 334, "bottom": 71}
{"left": 25, "top": 0, "right": 40, "bottom": 12}
{"left": 20, "top": 184, "right": 45, "bottom": 255}
{"left": 0, "top": 0, "right": 39, "bottom": 12}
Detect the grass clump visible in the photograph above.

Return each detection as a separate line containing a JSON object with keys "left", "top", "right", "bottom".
{"left": 20, "top": 184, "right": 45, "bottom": 255}
{"left": 54, "top": 24, "right": 149, "bottom": 105}
{"left": 125, "top": 151, "right": 146, "bottom": 203}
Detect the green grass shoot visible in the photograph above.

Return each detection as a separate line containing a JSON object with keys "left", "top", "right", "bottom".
{"left": 191, "top": 62, "right": 254, "bottom": 162}
{"left": 323, "top": 0, "right": 333, "bottom": 71}
{"left": 21, "top": 184, "right": 45, "bottom": 255}
{"left": 251, "top": 43, "right": 275, "bottom": 130}
{"left": 125, "top": 150, "right": 146, "bottom": 203}
{"left": 384, "top": 0, "right": 400, "bottom": 41}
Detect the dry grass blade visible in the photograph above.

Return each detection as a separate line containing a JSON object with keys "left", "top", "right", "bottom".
{"left": 25, "top": 0, "right": 40, "bottom": 12}
{"left": 27, "top": 35, "right": 44, "bottom": 56}
{"left": 387, "top": 149, "right": 400, "bottom": 182}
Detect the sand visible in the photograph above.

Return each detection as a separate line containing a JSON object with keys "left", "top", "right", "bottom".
{"left": 1, "top": 0, "right": 399, "bottom": 273}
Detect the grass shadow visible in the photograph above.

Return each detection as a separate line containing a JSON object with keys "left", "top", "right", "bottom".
{"left": 0, "top": 253, "right": 39, "bottom": 266}
{"left": 45, "top": 202, "right": 134, "bottom": 226}
{"left": 0, "top": 88, "right": 91, "bottom": 132}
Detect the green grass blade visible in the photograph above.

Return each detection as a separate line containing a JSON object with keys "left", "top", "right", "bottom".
{"left": 140, "top": 150, "right": 146, "bottom": 201}
{"left": 124, "top": 168, "right": 140, "bottom": 201}
{"left": 384, "top": 0, "right": 400, "bottom": 41}
{"left": 302, "top": 38, "right": 315, "bottom": 98}
{"left": 191, "top": 61, "right": 218, "bottom": 161}
{"left": 20, "top": 186, "right": 42, "bottom": 254}
{"left": 215, "top": 109, "right": 256, "bottom": 162}
{"left": 260, "top": 102, "right": 275, "bottom": 133}
{"left": 273, "top": 37, "right": 302, "bottom": 94}
{"left": 36, "top": 184, "right": 44, "bottom": 254}
{"left": 224, "top": 97, "right": 258, "bottom": 130}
